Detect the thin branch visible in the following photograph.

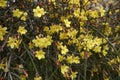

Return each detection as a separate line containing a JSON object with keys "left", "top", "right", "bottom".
{"left": 22, "top": 41, "right": 39, "bottom": 74}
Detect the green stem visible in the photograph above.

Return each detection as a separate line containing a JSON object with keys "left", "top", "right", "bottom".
{"left": 22, "top": 42, "right": 38, "bottom": 74}
{"left": 10, "top": 72, "right": 21, "bottom": 79}
{"left": 48, "top": 67, "right": 59, "bottom": 80}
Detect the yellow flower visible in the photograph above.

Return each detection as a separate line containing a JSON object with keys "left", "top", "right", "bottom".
{"left": 45, "top": 35, "right": 53, "bottom": 46}
{"left": 64, "top": 19, "right": 71, "bottom": 27}
{"left": 28, "top": 41, "right": 34, "bottom": 49}
{"left": 79, "top": 35, "right": 102, "bottom": 52}
{"left": 33, "top": 6, "right": 46, "bottom": 18}
{"left": 32, "top": 36, "right": 43, "bottom": 48}
{"left": 50, "top": 25, "right": 62, "bottom": 34}
{"left": 44, "top": 25, "right": 62, "bottom": 35}
{"left": 74, "top": 9, "right": 80, "bottom": 17}
{"left": 0, "top": 0, "right": 7, "bottom": 8}
{"left": 116, "top": 56, "right": 120, "bottom": 63}
{"left": 48, "top": 0, "right": 55, "bottom": 3}
{"left": 35, "top": 50, "right": 45, "bottom": 60}
{"left": 94, "top": 37, "right": 102, "bottom": 45}
{"left": 69, "top": 0, "right": 80, "bottom": 5}
{"left": 57, "top": 42, "right": 63, "bottom": 49}
{"left": 93, "top": 46, "right": 101, "bottom": 52}
{"left": 13, "top": 9, "right": 23, "bottom": 18}
{"left": 99, "top": 7, "right": 105, "bottom": 17}
{"left": 21, "top": 12, "right": 28, "bottom": 21}
{"left": 80, "top": 51, "right": 92, "bottom": 59}
{"left": 102, "top": 45, "right": 109, "bottom": 56}
{"left": 104, "top": 25, "right": 112, "bottom": 36}
{"left": 34, "top": 76, "right": 42, "bottom": 80}
{"left": 92, "top": 67, "right": 98, "bottom": 72}
{"left": 0, "top": 64, "right": 5, "bottom": 70}
{"left": 82, "top": 38, "right": 94, "bottom": 51}
{"left": 56, "top": 42, "right": 68, "bottom": 55}
{"left": 48, "top": 0, "right": 56, "bottom": 5}
{"left": 66, "top": 55, "right": 74, "bottom": 64}
{"left": 61, "top": 45, "right": 69, "bottom": 55}
{"left": 60, "top": 32, "right": 68, "bottom": 40}
{"left": 4, "top": 60, "right": 9, "bottom": 72}
{"left": 84, "top": 0, "right": 89, "bottom": 4}
{"left": 13, "top": 9, "right": 28, "bottom": 21}
{"left": 115, "top": 25, "right": 120, "bottom": 33}
{"left": 67, "top": 38, "right": 77, "bottom": 45}
{"left": 70, "top": 71, "right": 78, "bottom": 80}
{"left": 17, "top": 26, "right": 27, "bottom": 35}
{"left": 58, "top": 54, "right": 65, "bottom": 62}
{"left": 72, "top": 56, "right": 80, "bottom": 64}
{"left": 7, "top": 37, "right": 21, "bottom": 49}
{"left": 32, "top": 35, "right": 52, "bottom": 48}
{"left": 43, "top": 26, "right": 49, "bottom": 32}
{"left": 60, "top": 16, "right": 66, "bottom": 22}
{"left": 67, "top": 28, "right": 78, "bottom": 38}
{"left": 80, "top": 10, "right": 88, "bottom": 21}
{"left": 87, "top": 10, "right": 99, "bottom": 18}
{"left": 0, "top": 25, "right": 8, "bottom": 41}
{"left": 20, "top": 75, "right": 26, "bottom": 80}
{"left": 105, "top": 77, "right": 110, "bottom": 80}
{"left": 66, "top": 55, "right": 80, "bottom": 64}
{"left": 28, "top": 0, "right": 33, "bottom": 2}
{"left": 60, "top": 64, "right": 69, "bottom": 75}
{"left": 108, "top": 58, "right": 116, "bottom": 65}
{"left": 115, "top": 9, "right": 119, "bottom": 13}
{"left": 80, "top": 26, "right": 85, "bottom": 32}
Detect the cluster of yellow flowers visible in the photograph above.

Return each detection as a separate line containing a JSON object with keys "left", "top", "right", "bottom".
{"left": 7, "top": 37, "right": 22, "bottom": 49}
{"left": 87, "top": 7, "right": 105, "bottom": 18}
{"left": 0, "top": 0, "right": 119, "bottom": 80}
{"left": 32, "top": 35, "right": 53, "bottom": 49}
{"left": 48, "top": 0, "right": 56, "bottom": 5}
{"left": 60, "top": 64, "right": 78, "bottom": 79}
{"left": 59, "top": 28, "right": 78, "bottom": 40}
{"left": 13, "top": 5, "right": 46, "bottom": 21}
{"left": 31, "top": 35, "right": 52, "bottom": 60}
{"left": 66, "top": 55, "right": 80, "bottom": 64}
{"left": 69, "top": 0, "right": 80, "bottom": 6}
{"left": 43, "top": 25, "right": 62, "bottom": 35}
{"left": 6, "top": 26, "right": 27, "bottom": 49}
{"left": 57, "top": 42, "right": 69, "bottom": 55}
{"left": 76, "top": 34, "right": 109, "bottom": 58}
{"left": 13, "top": 9, "right": 28, "bottom": 21}
{"left": 108, "top": 56, "right": 120, "bottom": 65}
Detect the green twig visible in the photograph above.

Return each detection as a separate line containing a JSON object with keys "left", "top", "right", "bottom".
{"left": 10, "top": 72, "right": 21, "bottom": 80}
{"left": 22, "top": 42, "right": 39, "bottom": 74}
{"left": 48, "top": 67, "right": 59, "bottom": 80}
